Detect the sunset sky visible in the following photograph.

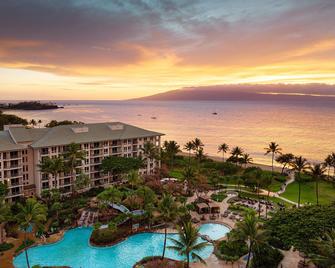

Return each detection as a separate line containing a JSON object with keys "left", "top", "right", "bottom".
{"left": 1, "top": 0, "right": 335, "bottom": 100}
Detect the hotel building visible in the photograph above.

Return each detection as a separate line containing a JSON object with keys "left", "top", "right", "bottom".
{"left": 0, "top": 122, "right": 163, "bottom": 202}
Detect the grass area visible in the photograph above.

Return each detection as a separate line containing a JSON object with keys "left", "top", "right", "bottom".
{"left": 211, "top": 191, "right": 227, "bottom": 202}
{"left": 168, "top": 169, "right": 183, "bottom": 180}
{"left": 280, "top": 180, "right": 335, "bottom": 205}
{"left": 268, "top": 179, "right": 284, "bottom": 192}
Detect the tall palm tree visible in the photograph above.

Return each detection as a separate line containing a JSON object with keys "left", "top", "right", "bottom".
{"left": 309, "top": 164, "right": 326, "bottom": 206}
{"left": 310, "top": 229, "right": 335, "bottom": 267}
{"left": 230, "top": 146, "right": 243, "bottom": 166}
{"left": 192, "top": 138, "right": 204, "bottom": 152}
{"left": 38, "top": 156, "right": 65, "bottom": 189}
{"left": 184, "top": 141, "right": 195, "bottom": 166}
{"left": 276, "top": 153, "right": 294, "bottom": 174}
{"left": 168, "top": 221, "right": 210, "bottom": 268}
{"left": 163, "top": 140, "right": 181, "bottom": 169}
{"left": 264, "top": 142, "right": 282, "bottom": 174}
{"left": 158, "top": 193, "right": 178, "bottom": 259}
{"left": 324, "top": 154, "right": 333, "bottom": 180}
{"left": 242, "top": 153, "right": 253, "bottom": 168}
{"left": 62, "top": 143, "right": 85, "bottom": 194}
{"left": 141, "top": 141, "right": 159, "bottom": 171}
{"left": 218, "top": 143, "right": 229, "bottom": 162}
{"left": 290, "top": 156, "right": 309, "bottom": 208}
{"left": 182, "top": 167, "right": 196, "bottom": 195}
{"left": 237, "top": 212, "right": 267, "bottom": 268}
{"left": 192, "top": 138, "right": 204, "bottom": 169}
{"left": 16, "top": 198, "right": 47, "bottom": 268}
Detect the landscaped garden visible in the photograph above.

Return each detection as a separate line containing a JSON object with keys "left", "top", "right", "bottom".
{"left": 1, "top": 139, "right": 335, "bottom": 268}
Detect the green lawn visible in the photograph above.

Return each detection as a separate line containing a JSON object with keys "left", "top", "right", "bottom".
{"left": 280, "top": 180, "right": 335, "bottom": 205}
{"left": 168, "top": 169, "right": 184, "bottom": 180}
{"left": 268, "top": 179, "right": 284, "bottom": 192}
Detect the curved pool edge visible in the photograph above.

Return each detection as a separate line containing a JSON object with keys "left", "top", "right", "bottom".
{"left": 13, "top": 223, "right": 229, "bottom": 268}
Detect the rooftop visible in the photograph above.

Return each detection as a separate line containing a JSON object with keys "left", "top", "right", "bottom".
{"left": 0, "top": 122, "right": 164, "bottom": 150}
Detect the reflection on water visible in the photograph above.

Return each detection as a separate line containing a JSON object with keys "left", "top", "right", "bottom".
{"left": 7, "top": 100, "right": 335, "bottom": 165}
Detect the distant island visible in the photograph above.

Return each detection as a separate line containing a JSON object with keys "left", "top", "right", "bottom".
{"left": 0, "top": 101, "right": 62, "bottom": 110}
{"left": 134, "top": 84, "right": 335, "bottom": 101}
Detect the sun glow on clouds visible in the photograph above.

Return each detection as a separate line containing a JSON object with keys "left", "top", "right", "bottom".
{"left": 0, "top": 0, "right": 335, "bottom": 100}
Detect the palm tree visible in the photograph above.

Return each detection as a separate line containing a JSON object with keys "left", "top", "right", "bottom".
{"left": 168, "top": 221, "right": 210, "bottom": 268}
{"left": 192, "top": 138, "right": 204, "bottom": 152}
{"left": 242, "top": 153, "right": 253, "bottom": 168}
{"left": 218, "top": 143, "right": 229, "bottom": 162}
{"left": 38, "top": 156, "right": 65, "bottom": 189}
{"left": 62, "top": 143, "right": 85, "bottom": 194}
{"left": 237, "top": 212, "right": 267, "bottom": 268}
{"left": 16, "top": 198, "right": 47, "bottom": 268}
{"left": 141, "top": 141, "right": 159, "bottom": 171}
{"left": 182, "top": 167, "right": 196, "bottom": 195}
{"left": 184, "top": 141, "right": 195, "bottom": 166}
{"left": 163, "top": 140, "right": 181, "bottom": 169}
{"left": 310, "top": 229, "right": 335, "bottom": 267}
{"left": 290, "top": 156, "right": 309, "bottom": 208}
{"left": 158, "top": 193, "right": 178, "bottom": 259}
{"left": 74, "top": 172, "right": 90, "bottom": 194}
{"left": 29, "top": 119, "right": 37, "bottom": 127}
{"left": 309, "top": 164, "right": 326, "bottom": 206}
{"left": 0, "top": 191, "right": 11, "bottom": 244}
{"left": 276, "top": 153, "right": 294, "bottom": 174}
{"left": 192, "top": 138, "right": 204, "bottom": 168}
{"left": 127, "top": 170, "right": 143, "bottom": 190}
{"left": 264, "top": 142, "right": 282, "bottom": 174}
{"left": 51, "top": 201, "right": 62, "bottom": 222}
{"left": 324, "top": 154, "right": 333, "bottom": 180}
{"left": 230, "top": 146, "right": 243, "bottom": 165}
{"left": 37, "top": 119, "right": 42, "bottom": 128}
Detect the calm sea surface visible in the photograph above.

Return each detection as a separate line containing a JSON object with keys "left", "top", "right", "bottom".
{"left": 6, "top": 100, "right": 335, "bottom": 166}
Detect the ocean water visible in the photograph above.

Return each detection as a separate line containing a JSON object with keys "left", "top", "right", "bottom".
{"left": 6, "top": 100, "right": 335, "bottom": 165}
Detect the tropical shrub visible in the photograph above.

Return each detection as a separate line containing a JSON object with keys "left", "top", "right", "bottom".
{"left": 251, "top": 244, "right": 283, "bottom": 268}
{"left": 90, "top": 226, "right": 128, "bottom": 245}
{"left": 217, "top": 239, "right": 248, "bottom": 261}
{"left": 0, "top": 242, "right": 14, "bottom": 252}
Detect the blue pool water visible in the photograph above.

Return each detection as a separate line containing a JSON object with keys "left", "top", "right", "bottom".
{"left": 198, "top": 223, "right": 230, "bottom": 240}
{"left": 14, "top": 223, "right": 229, "bottom": 268}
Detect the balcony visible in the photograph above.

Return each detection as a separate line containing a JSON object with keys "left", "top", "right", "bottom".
{"left": 4, "top": 170, "right": 23, "bottom": 179}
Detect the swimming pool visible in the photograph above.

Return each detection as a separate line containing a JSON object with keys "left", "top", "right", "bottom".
{"left": 14, "top": 223, "right": 229, "bottom": 268}
{"left": 198, "top": 223, "right": 230, "bottom": 240}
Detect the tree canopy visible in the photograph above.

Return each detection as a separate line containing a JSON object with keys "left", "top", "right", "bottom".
{"left": 265, "top": 205, "right": 335, "bottom": 254}
{"left": 101, "top": 156, "right": 143, "bottom": 174}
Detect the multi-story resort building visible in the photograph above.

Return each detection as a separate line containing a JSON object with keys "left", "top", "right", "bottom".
{"left": 0, "top": 122, "right": 163, "bottom": 202}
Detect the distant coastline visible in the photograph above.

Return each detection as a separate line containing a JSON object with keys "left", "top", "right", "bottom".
{"left": 0, "top": 101, "right": 62, "bottom": 110}
{"left": 133, "top": 84, "right": 335, "bottom": 101}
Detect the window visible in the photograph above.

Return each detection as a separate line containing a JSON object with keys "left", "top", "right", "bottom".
{"left": 41, "top": 148, "right": 49, "bottom": 155}
{"left": 51, "top": 147, "right": 57, "bottom": 153}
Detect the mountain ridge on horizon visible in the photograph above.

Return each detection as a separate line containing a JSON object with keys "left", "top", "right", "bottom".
{"left": 133, "top": 83, "right": 335, "bottom": 101}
